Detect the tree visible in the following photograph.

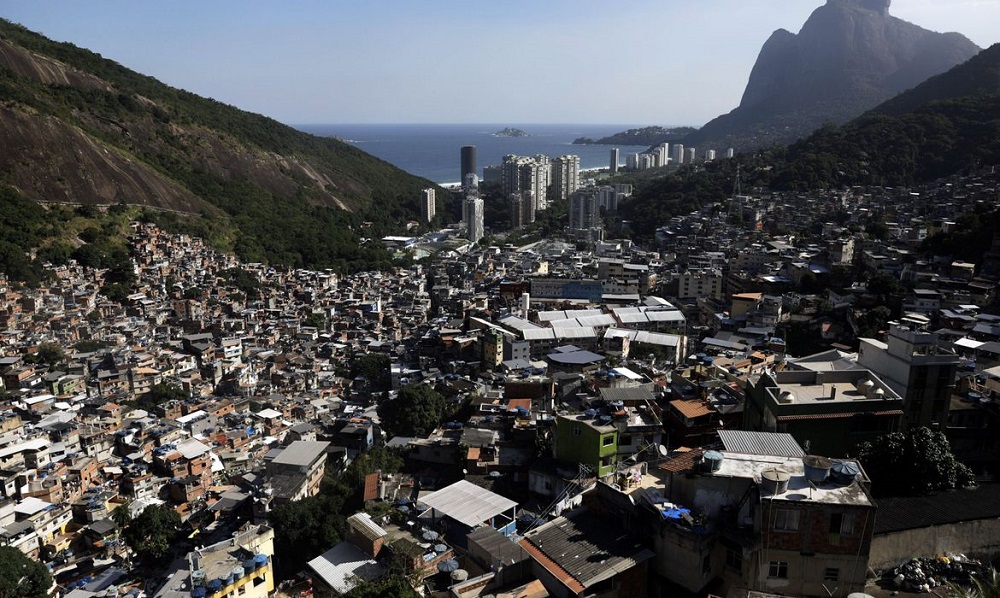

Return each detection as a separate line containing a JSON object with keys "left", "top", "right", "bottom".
{"left": 351, "top": 354, "right": 391, "bottom": 394}
{"left": 122, "top": 503, "right": 180, "bottom": 562}
{"left": 0, "top": 546, "right": 52, "bottom": 598}
{"left": 856, "top": 427, "right": 976, "bottom": 497}
{"left": 34, "top": 342, "right": 65, "bottom": 367}
{"left": 343, "top": 574, "right": 420, "bottom": 598}
{"left": 378, "top": 384, "right": 449, "bottom": 438}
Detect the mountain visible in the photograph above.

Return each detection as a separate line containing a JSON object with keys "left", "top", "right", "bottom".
{"left": 620, "top": 43, "right": 1000, "bottom": 238}
{"left": 0, "top": 20, "right": 448, "bottom": 272}
{"left": 872, "top": 43, "right": 1000, "bottom": 116}
{"left": 572, "top": 126, "right": 696, "bottom": 147}
{"left": 682, "top": 0, "right": 980, "bottom": 152}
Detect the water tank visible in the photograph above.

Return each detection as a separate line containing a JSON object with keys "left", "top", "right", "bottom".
{"left": 584, "top": 409, "right": 597, "bottom": 418}
{"left": 761, "top": 468, "right": 790, "bottom": 495}
{"left": 777, "top": 391, "right": 795, "bottom": 404}
{"left": 253, "top": 554, "right": 268, "bottom": 567}
{"left": 802, "top": 455, "right": 832, "bottom": 483}
{"left": 830, "top": 460, "right": 861, "bottom": 485}
{"left": 702, "top": 450, "right": 724, "bottom": 473}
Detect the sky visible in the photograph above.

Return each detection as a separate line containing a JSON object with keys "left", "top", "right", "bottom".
{"left": 3, "top": 1, "right": 1000, "bottom": 126}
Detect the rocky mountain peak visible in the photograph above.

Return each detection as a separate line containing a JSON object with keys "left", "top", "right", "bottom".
{"left": 682, "top": 0, "right": 978, "bottom": 151}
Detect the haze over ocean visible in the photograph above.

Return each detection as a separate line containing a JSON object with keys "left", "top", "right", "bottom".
{"left": 296, "top": 123, "right": 650, "bottom": 185}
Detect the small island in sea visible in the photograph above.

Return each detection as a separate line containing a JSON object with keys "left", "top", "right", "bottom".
{"left": 573, "top": 125, "right": 697, "bottom": 146}
{"left": 494, "top": 127, "right": 529, "bottom": 138}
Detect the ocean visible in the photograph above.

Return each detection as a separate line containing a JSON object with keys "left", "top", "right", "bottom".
{"left": 295, "top": 123, "right": 651, "bottom": 185}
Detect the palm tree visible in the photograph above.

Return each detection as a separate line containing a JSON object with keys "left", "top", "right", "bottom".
{"left": 950, "top": 567, "right": 1000, "bottom": 598}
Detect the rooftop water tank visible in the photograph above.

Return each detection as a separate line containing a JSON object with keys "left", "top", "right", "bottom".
{"left": 802, "top": 455, "right": 832, "bottom": 483}
{"left": 830, "top": 460, "right": 861, "bottom": 485}
{"left": 702, "top": 450, "right": 724, "bottom": 473}
{"left": 761, "top": 468, "right": 790, "bottom": 495}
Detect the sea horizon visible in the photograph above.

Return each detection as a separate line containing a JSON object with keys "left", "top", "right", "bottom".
{"left": 294, "top": 123, "right": 661, "bottom": 184}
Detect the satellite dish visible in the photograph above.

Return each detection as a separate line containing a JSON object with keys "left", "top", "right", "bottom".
{"left": 657, "top": 444, "right": 668, "bottom": 457}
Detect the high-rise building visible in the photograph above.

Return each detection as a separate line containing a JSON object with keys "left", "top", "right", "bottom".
{"left": 509, "top": 192, "right": 535, "bottom": 229}
{"left": 726, "top": 148, "right": 735, "bottom": 159}
{"left": 460, "top": 146, "right": 477, "bottom": 184}
{"left": 704, "top": 149, "right": 717, "bottom": 162}
{"left": 420, "top": 188, "right": 435, "bottom": 222}
{"left": 672, "top": 144, "right": 685, "bottom": 165}
{"left": 686, "top": 147, "right": 697, "bottom": 163}
{"left": 626, "top": 153, "right": 640, "bottom": 170}
{"left": 463, "top": 172, "right": 480, "bottom": 195}
{"left": 465, "top": 196, "right": 484, "bottom": 243}
{"left": 657, "top": 143, "right": 669, "bottom": 166}
{"left": 569, "top": 190, "right": 599, "bottom": 231}
{"left": 609, "top": 148, "right": 620, "bottom": 174}
{"left": 550, "top": 155, "right": 580, "bottom": 202}
{"left": 501, "top": 155, "right": 551, "bottom": 211}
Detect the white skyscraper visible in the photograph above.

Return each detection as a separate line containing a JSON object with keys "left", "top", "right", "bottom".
{"left": 465, "top": 196, "right": 484, "bottom": 243}
{"left": 672, "top": 144, "right": 685, "bottom": 165}
{"left": 420, "top": 188, "right": 435, "bottom": 222}
{"left": 609, "top": 148, "right": 620, "bottom": 174}
{"left": 686, "top": 147, "right": 697, "bottom": 163}
{"left": 551, "top": 155, "right": 580, "bottom": 202}
{"left": 726, "top": 148, "right": 735, "bottom": 159}
{"left": 705, "top": 149, "right": 717, "bottom": 162}
{"left": 501, "top": 154, "right": 551, "bottom": 211}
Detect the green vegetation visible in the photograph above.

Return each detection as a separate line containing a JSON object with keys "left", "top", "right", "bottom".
{"left": 949, "top": 566, "right": 1000, "bottom": 598}
{"left": 0, "top": 546, "right": 52, "bottom": 598}
{"left": 268, "top": 446, "right": 405, "bottom": 578}
{"left": 856, "top": 427, "right": 976, "bottom": 497}
{"left": 350, "top": 354, "right": 392, "bottom": 395}
{"left": 343, "top": 575, "right": 420, "bottom": 598}
{"left": 126, "top": 383, "right": 188, "bottom": 413}
{"left": 0, "top": 19, "right": 453, "bottom": 276}
{"left": 378, "top": 384, "right": 451, "bottom": 438}
{"left": 121, "top": 503, "right": 181, "bottom": 562}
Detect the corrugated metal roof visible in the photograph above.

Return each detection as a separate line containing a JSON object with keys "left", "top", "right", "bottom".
{"left": 347, "top": 512, "right": 388, "bottom": 541}
{"left": 520, "top": 507, "right": 653, "bottom": 590}
{"left": 271, "top": 440, "right": 330, "bottom": 467}
{"left": 420, "top": 480, "right": 517, "bottom": 528}
{"left": 718, "top": 430, "right": 804, "bottom": 457}
{"left": 307, "top": 541, "right": 385, "bottom": 594}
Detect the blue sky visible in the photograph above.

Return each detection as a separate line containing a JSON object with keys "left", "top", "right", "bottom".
{"left": 3, "top": 1, "right": 999, "bottom": 126}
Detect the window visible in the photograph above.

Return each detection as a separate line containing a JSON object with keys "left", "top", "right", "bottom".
{"left": 824, "top": 568, "right": 840, "bottom": 582}
{"left": 602, "top": 435, "right": 614, "bottom": 447}
{"left": 726, "top": 547, "right": 742, "bottom": 571}
{"left": 768, "top": 561, "right": 788, "bottom": 579}
{"left": 830, "top": 512, "right": 855, "bottom": 534}
{"left": 620, "top": 434, "right": 633, "bottom": 447}
{"left": 773, "top": 509, "right": 799, "bottom": 531}
{"left": 829, "top": 512, "right": 855, "bottom": 545}
{"left": 573, "top": 426, "right": 582, "bottom": 437}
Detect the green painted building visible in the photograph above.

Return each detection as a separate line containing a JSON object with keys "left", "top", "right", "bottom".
{"left": 554, "top": 413, "right": 618, "bottom": 479}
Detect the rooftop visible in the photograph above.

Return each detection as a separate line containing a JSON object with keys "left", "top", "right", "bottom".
{"left": 420, "top": 479, "right": 518, "bottom": 528}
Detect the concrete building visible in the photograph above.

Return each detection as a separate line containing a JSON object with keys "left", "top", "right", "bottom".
{"left": 465, "top": 196, "right": 484, "bottom": 243}
{"left": 550, "top": 155, "right": 580, "bottom": 202}
{"left": 264, "top": 440, "right": 330, "bottom": 504}
{"left": 672, "top": 144, "right": 685, "bottom": 165}
{"left": 745, "top": 369, "right": 904, "bottom": 456}
{"left": 501, "top": 154, "right": 551, "bottom": 211}
{"left": 660, "top": 449, "right": 876, "bottom": 597}
{"left": 686, "top": 147, "right": 697, "bottom": 163}
{"left": 569, "top": 190, "right": 598, "bottom": 231}
{"left": 858, "top": 317, "right": 960, "bottom": 428}
{"left": 419, "top": 188, "right": 435, "bottom": 223}
{"left": 460, "top": 145, "right": 477, "bottom": 184}
{"left": 609, "top": 148, "right": 620, "bottom": 174}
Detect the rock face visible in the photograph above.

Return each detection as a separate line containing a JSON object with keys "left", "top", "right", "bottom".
{"left": 684, "top": 0, "right": 980, "bottom": 151}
